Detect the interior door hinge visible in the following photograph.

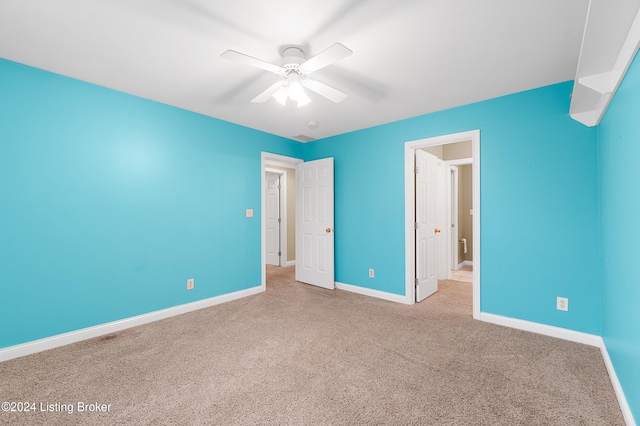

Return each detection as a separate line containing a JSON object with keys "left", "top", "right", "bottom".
{"left": 278, "top": 251, "right": 281, "bottom": 256}
{"left": 414, "top": 278, "right": 419, "bottom": 287}
{"left": 278, "top": 218, "right": 281, "bottom": 223}
{"left": 414, "top": 222, "right": 418, "bottom": 230}
{"left": 415, "top": 166, "right": 419, "bottom": 174}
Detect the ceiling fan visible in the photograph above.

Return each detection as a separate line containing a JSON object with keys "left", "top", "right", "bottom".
{"left": 221, "top": 43, "right": 352, "bottom": 107}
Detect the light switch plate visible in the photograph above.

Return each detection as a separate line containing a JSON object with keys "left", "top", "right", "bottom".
{"left": 246, "top": 209, "right": 253, "bottom": 218}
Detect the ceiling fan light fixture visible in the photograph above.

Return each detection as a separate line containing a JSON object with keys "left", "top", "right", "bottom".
{"left": 272, "top": 86, "right": 288, "bottom": 106}
{"left": 270, "top": 75, "right": 312, "bottom": 107}
{"left": 287, "top": 79, "right": 305, "bottom": 101}
{"left": 296, "top": 92, "right": 311, "bottom": 107}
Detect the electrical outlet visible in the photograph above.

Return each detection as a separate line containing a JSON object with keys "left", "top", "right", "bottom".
{"left": 187, "top": 278, "right": 194, "bottom": 290}
{"left": 557, "top": 297, "right": 568, "bottom": 311}
{"left": 369, "top": 269, "right": 374, "bottom": 278}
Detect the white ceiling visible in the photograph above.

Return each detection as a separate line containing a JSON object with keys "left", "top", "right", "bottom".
{"left": 0, "top": 0, "right": 590, "bottom": 141}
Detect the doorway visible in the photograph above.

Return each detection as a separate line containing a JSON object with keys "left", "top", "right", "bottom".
{"left": 261, "top": 153, "right": 302, "bottom": 289}
{"left": 404, "top": 130, "right": 480, "bottom": 319}
{"left": 261, "top": 152, "right": 337, "bottom": 292}
{"left": 448, "top": 159, "right": 474, "bottom": 271}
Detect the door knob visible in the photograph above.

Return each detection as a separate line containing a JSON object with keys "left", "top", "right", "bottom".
{"left": 326, "top": 228, "right": 332, "bottom": 233}
{"left": 434, "top": 228, "right": 441, "bottom": 233}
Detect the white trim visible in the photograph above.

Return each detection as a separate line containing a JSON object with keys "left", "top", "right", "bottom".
{"left": 446, "top": 157, "right": 473, "bottom": 166}
{"left": 449, "top": 165, "right": 459, "bottom": 273}
{"left": 454, "top": 260, "right": 474, "bottom": 270}
{"left": 404, "top": 130, "right": 481, "bottom": 319}
{"left": 600, "top": 342, "right": 637, "bottom": 426}
{"left": 472, "top": 133, "right": 480, "bottom": 320}
{"left": 479, "top": 312, "right": 601, "bottom": 346}
{"left": 285, "top": 260, "right": 296, "bottom": 267}
{"left": 480, "top": 312, "right": 636, "bottom": 425}
{"left": 263, "top": 158, "right": 298, "bottom": 169}
{"left": 261, "top": 152, "right": 303, "bottom": 288}
{"left": 336, "top": 282, "right": 410, "bottom": 305}
{"left": 0, "top": 286, "right": 263, "bottom": 362}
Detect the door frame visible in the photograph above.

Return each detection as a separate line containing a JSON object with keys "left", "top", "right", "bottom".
{"left": 261, "top": 152, "right": 303, "bottom": 289}
{"left": 447, "top": 158, "right": 473, "bottom": 271}
{"left": 449, "top": 165, "right": 459, "bottom": 271}
{"left": 404, "top": 130, "right": 481, "bottom": 319}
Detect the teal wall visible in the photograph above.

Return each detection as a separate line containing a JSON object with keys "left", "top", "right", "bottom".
{"left": 0, "top": 59, "right": 302, "bottom": 348}
{"left": 304, "top": 81, "right": 602, "bottom": 335}
{"left": 598, "top": 51, "right": 640, "bottom": 421}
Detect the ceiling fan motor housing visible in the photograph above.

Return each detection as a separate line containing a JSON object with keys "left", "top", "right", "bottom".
{"left": 280, "top": 46, "right": 305, "bottom": 77}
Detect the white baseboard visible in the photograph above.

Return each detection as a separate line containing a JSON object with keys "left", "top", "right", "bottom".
{"left": 336, "top": 282, "right": 410, "bottom": 304}
{"left": 0, "top": 285, "right": 264, "bottom": 363}
{"left": 454, "top": 260, "right": 474, "bottom": 270}
{"left": 479, "top": 313, "right": 602, "bottom": 346}
{"left": 479, "top": 312, "right": 635, "bottom": 425}
{"left": 599, "top": 341, "right": 637, "bottom": 426}
{"left": 285, "top": 260, "right": 296, "bottom": 267}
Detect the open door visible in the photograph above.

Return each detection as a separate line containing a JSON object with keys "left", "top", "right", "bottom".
{"left": 295, "top": 158, "right": 335, "bottom": 290}
{"left": 415, "top": 150, "right": 446, "bottom": 301}
{"left": 265, "top": 172, "right": 281, "bottom": 266}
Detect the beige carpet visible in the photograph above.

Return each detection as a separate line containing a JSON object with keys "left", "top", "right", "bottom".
{"left": 0, "top": 266, "right": 624, "bottom": 425}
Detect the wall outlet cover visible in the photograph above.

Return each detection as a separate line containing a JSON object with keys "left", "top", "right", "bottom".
{"left": 187, "top": 278, "right": 194, "bottom": 290}
{"left": 557, "top": 296, "right": 568, "bottom": 311}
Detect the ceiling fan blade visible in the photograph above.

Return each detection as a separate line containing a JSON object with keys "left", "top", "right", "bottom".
{"left": 299, "top": 43, "right": 353, "bottom": 74}
{"left": 221, "top": 50, "right": 283, "bottom": 74}
{"left": 251, "top": 80, "right": 285, "bottom": 103}
{"left": 303, "top": 79, "right": 348, "bottom": 103}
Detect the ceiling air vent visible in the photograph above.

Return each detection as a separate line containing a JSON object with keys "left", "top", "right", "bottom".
{"left": 292, "top": 134, "right": 316, "bottom": 143}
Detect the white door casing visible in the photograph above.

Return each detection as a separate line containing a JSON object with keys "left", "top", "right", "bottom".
{"left": 449, "top": 166, "right": 459, "bottom": 270}
{"left": 295, "top": 158, "right": 335, "bottom": 290}
{"left": 415, "top": 150, "right": 447, "bottom": 302}
{"left": 404, "top": 130, "right": 480, "bottom": 318}
{"left": 261, "top": 152, "right": 303, "bottom": 289}
{"left": 265, "top": 172, "right": 281, "bottom": 266}
{"left": 435, "top": 155, "right": 448, "bottom": 280}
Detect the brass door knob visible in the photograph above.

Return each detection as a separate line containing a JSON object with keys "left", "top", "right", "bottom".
{"left": 435, "top": 228, "right": 441, "bottom": 233}
{"left": 326, "top": 228, "right": 332, "bottom": 233}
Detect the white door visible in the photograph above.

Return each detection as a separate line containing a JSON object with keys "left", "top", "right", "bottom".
{"left": 265, "top": 172, "right": 281, "bottom": 266}
{"left": 295, "top": 158, "right": 335, "bottom": 289}
{"left": 416, "top": 150, "right": 446, "bottom": 301}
